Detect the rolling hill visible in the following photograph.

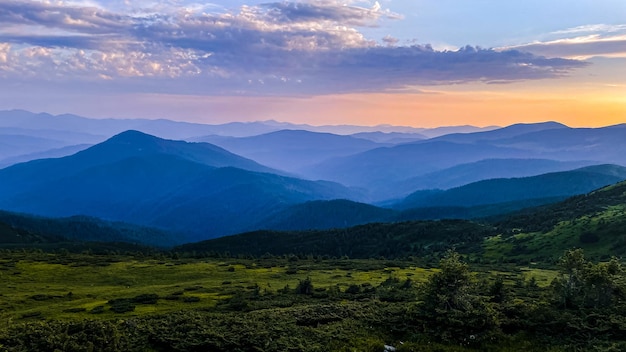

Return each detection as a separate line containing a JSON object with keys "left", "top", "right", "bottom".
{"left": 245, "top": 165, "right": 625, "bottom": 233}
{"left": 431, "top": 121, "right": 568, "bottom": 144}
{"left": 378, "top": 158, "right": 596, "bottom": 200}
{"left": 253, "top": 199, "right": 395, "bottom": 231}
{"left": 394, "top": 164, "right": 626, "bottom": 210}
{"left": 0, "top": 131, "right": 363, "bottom": 242}
{"left": 486, "top": 179, "right": 626, "bottom": 261}
{"left": 303, "top": 141, "right": 541, "bottom": 190}
{"left": 192, "top": 130, "right": 384, "bottom": 173}
{"left": 0, "top": 210, "right": 176, "bottom": 248}
{"left": 177, "top": 178, "right": 626, "bottom": 261}
{"left": 0, "top": 130, "right": 278, "bottom": 197}
{"left": 300, "top": 123, "right": 626, "bottom": 200}
{"left": 349, "top": 131, "right": 426, "bottom": 144}
{"left": 176, "top": 219, "right": 498, "bottom": 259}
{"left": 0, "top": 134, "right": 69, "bottom": 160}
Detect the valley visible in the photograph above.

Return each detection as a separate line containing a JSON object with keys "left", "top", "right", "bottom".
{"left": 1, "top": 110, "right": 626, "bottom": 351}
{"left": 2, "top": 0, "right": 624, "bottom": 349}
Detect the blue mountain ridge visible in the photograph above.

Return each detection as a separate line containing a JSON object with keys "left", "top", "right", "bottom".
{"left": 0, "top": 131, "right": 363, "bottom": 242}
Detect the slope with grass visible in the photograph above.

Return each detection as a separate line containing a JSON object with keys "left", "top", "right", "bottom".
{"left": 253, "top": 199, "right": 396, "bottom": 231}
{"left": 485, "top": 180, "right": 626, "bottom": 261}
{"left": 177, "top": 219, "right": 497, "bottom": 259}
{"left": 0, "top": 210, "right": 177, "bottom": 248}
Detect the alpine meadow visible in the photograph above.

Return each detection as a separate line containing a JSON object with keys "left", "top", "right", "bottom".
{"left": 1, "top": 0, "right": 626, "bottom": 351}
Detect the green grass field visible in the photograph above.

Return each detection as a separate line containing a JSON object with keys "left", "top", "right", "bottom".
{"left": 3, "top": 251, "right": 624, "bottom": 352}
{"left": 0, "top": 253, "right": 439, "bottom": 328}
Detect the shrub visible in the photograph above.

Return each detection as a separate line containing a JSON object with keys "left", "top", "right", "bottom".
{"left": 296, "top": 277, "right": 313, "bottom": 295}
{"left": 108, "top": 299, "right": 135, "bottom": 313}
{"left": 132, "top": 293, "right": 159, "bottom": 304}
{"left": 579, "top": 232, "right": 600, "bottom": 244}
{"left": 90, "top": 305, "right": 105, "bottom": 314}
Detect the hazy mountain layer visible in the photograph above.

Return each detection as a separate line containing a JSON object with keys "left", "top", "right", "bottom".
{"left": 193, "top": 130, "right": 385, "bottom": 173}
{"left": 178, "top": 179, "right": 626, "bottom": 261}
{"left": 0, "top": 131, "right": 362, "bottom": 242}
{"left": 302, "top": 124, "right": 626, "bottom": 200}
{"left": 394, "top": 164, "right": 626, "bottom": 209}
{"left": 377, "top": 158, "right": 596, "bottom": 200}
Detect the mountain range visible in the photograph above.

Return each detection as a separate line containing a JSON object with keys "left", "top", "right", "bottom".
{"left": 301, "top": 123, "right": 626, "bottom": 199}
{"left": 192, "top": 130, "right": 385, "bottom": 173}
{"left": 1, "top": 109, "right": 625, "bottom": 247}
{"left": 0, "top": 131, "right": 361, "bottom": 242}
{"left": 178, "top": 179, "right": 626, "bottom": 261}
{"left": 0, "top": 110, "right": 492, "bottom": 168}
{"left": 0, "top": 127, "right": 623, "bottom": 244}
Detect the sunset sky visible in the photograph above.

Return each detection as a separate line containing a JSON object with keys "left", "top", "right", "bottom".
{"left": 0, "top": 0, "right": 624, "bottom": 127}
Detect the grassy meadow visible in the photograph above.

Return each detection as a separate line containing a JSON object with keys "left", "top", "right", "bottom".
{"left": 2, "top": 250, "right": 626, "bottom": 351}
{"left": 0, "top": 252, "right": 438, "bottom": 328}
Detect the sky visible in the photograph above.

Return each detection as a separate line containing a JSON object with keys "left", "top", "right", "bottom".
{"left": 0, "top": 0, "right": 624, "bottom": 127}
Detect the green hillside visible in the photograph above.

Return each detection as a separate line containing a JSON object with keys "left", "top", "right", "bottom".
{"left": 486, "top": 180, "right": 626, "bottom": 261}
{"left": 254, "top": 199, "right": 395, "bottom": 231}
{"left": 178, "top": 180, "right": 626, "bottom": 264}
{"left": 0, "top": 210, "right": 176, "bottom": 249}
{"left": 177, "top": 219, "right": 497, "bottom": 259}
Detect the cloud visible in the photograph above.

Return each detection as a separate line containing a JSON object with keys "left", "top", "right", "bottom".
{"left": 0, "top": 0, "right": 131, "bottom": 34}
{"left": 502, "top": 24, "right": 626, "bottom": 59}
{"left": 261, "top": 0, "right": 401, "bottom": 27}
{"left": 0, "top": 0, "right": 590, "bottom": 95}
{"left": 503, "top": 36, "right": 626, "bottom": 60}
{"left": 551, "top": 24, "right": 626, "bottom": 36}
{"left": 297, "top": 45, "right": 588, "bottom": 93}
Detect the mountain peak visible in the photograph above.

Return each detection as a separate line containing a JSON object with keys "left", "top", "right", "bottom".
{"left": 107, "top": 130, "right": 159, "bottom": 143}
{"left": 506, "top": 121, "right": 569, "bottom": 129}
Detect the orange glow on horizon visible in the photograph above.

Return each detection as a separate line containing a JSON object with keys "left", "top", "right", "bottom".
{"left": 57, "top": 87, "right": 626, "bottom": 129}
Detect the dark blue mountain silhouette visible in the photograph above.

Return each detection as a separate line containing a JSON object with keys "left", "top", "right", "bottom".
{"left": 380, "top": 158, "right": 596, "bottom": 199}
{"left": 0, "top": 131, "right": 361, "bottom": 242}
{"left": 394, "top": 164, "right": 626, "bottom": 210}
{"left": 253, "top": 199, "right": 395, "bottom": 231}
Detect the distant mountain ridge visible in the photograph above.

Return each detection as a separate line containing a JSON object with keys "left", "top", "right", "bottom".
{"left": 193, "top": 129, "right": 387, "bottom": 173}
{"left": 394, "top": 164, "right": 626, "bottom": 209}
{"left": 376, "top": 158, "right": 597, "bottom": 200}
{"left": 302, "top": 123, "right": 626, "bottom": 200}
{"left": 3, "top": 110, "right": 626, "bottom": 247}
{"left": 0, "top": 131, "right": 363, "bottom": 242}
{"left": 0, "top": 130, "right": 279, "bottom": 198}
{"left": 0, "top": 109, "right": 489, "bottom": 168}
{"left": 302, "top": 141, "right": 535, "bottom": 191}
{"left": 177, "top": 179, "right": 626, "bottom": 260}
{"left": 244, "top": 165, "right": 626, "bottom": 234}
{"left": 0, "top": 109, "right": 488, "bottom": 139}
{"left": 430, "top": 121, "right": 568, "bottom": 143}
